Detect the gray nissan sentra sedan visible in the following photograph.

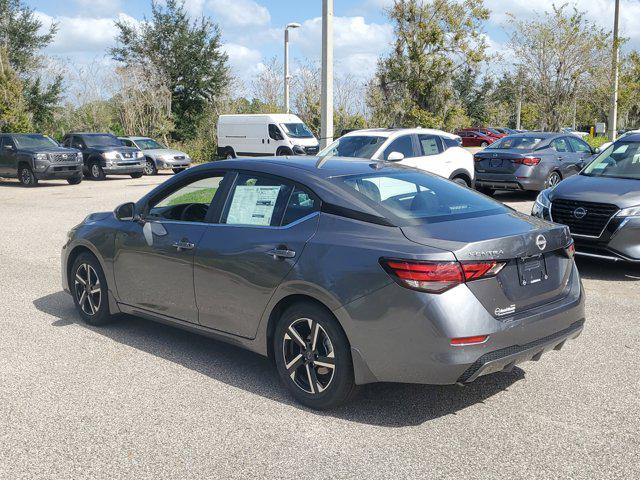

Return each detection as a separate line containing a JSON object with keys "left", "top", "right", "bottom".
{"left": 61, "top": 157, "right": 585, "bottom": 409}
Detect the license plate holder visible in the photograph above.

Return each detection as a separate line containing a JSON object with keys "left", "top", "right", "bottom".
{"left": 517, "top": 254, "right": 548, "bottom": 286}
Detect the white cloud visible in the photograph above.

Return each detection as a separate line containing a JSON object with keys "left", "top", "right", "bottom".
{"left": 292, "top": 16, "right": 393, "bottom": 78}
{"left": 484, "top": 0, "right": 640, "bottom": 48}
{"left": 207, "top": 0, "right": 270, "bottom": 27}
{"left": 36, "top": 12, "right": 139, "bottom": 55}
{"left": 222, "top": 42, "right": 264, "bottom": 77}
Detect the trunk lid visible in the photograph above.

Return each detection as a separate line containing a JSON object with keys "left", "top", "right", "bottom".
{"left": 474, "top": 149, "right": 535, "bottom": 174}
{"left": 401, "top": 211, "right": 574, "bottom": 318}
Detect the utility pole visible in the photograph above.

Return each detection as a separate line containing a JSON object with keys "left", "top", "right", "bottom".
{"left": 283, "top": 23, "right": 300, "bottom": 114}
{"left": 320, "top": 0, "right": 333, "bottom": 149}
{"left": 572, "top": 94, "right": 577, "bottom": 131}
{"left": 516, "top": 85, "right": 523, "bottom": 130}
{"left": 608, "top": 0, "right": 620, "bottom": 141}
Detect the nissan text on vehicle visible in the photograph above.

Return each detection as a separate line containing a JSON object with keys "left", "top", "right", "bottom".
{"left": 318, "top": 128, "right": 474, "bottom": 187}
{"left": 62, "top": 156, "right": 585, "bottom": 409}
{"left": 532, "top": 134, "right": 640, "bottom": 262}
{"left": 217, "top": 114, "right": 319, "bottom": 158}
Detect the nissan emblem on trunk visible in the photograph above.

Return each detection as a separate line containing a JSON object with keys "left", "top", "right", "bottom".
{"left": 536, "top": 234, "right": 547, "bottom": 251}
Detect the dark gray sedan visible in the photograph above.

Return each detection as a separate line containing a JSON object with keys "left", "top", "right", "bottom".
{"left": 474, "top": 133, "right": 599, "bottom": 195}
{"left": 532, "top": 134, "right": 640, "bottom": 262}
{"left": 61, "top": 157, "right": 585, "bottom": 409}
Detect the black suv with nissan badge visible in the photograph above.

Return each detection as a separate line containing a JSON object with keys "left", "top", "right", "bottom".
{"left": 0, "top": 133, "right": 83, "bottom": 186}
{"left": 62, "top": 133, "right": 145, "bottom": 180}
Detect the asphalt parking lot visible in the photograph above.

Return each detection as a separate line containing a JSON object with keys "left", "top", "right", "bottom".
{"left": 1, "top": 174, "right": 639, "bottom": 479}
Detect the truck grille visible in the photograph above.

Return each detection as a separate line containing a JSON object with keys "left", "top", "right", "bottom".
{"left": 551, "top": 199, "right": 619, "bottom": 237}
{"left": 49, "top": 153, "right": 77, "bottom": 162}
{"left": 174, "top": 155, "right": 186, "bottom": 160}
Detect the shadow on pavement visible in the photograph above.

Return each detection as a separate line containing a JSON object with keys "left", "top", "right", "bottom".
{"left": 576, "top": 257, "right": 640, "bottom": 282}
{"left": 492, "top": 190, "right": 538, "bottom": 203}
{"left": 34, "top": 291, "right": 524, "bottom": 427}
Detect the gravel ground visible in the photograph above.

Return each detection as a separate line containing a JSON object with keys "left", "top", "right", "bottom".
{"left": 1, "top": 174, "right": 639, "bottom": 479}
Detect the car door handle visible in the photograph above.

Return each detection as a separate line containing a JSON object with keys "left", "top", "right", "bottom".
{"left": 173, "top": 240, "right": 196, "bottom": 251}
{"left": 267, "top": 248, "right": 296, "bottom": 259}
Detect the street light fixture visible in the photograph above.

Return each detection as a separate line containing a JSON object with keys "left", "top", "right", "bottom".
{"left": 284, "top": 22, "right": 301, "bottom": 114}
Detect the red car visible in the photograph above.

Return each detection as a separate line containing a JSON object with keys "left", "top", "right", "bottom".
{"left": 455, "top": 130, "right": 498, "bottom": 147}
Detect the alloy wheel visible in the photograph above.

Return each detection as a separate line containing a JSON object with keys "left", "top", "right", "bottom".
{"left": 282, "top": 318, "right": 336, "bottom": 394}
{"left": 74, "top": 263, "right": 102, "bottom": 316}
{"left": 144, "top": 160, "right": 156, "bottom": 175}
{"left": 20, "top": 168, "right": 34, "bottom": 185}
{"left": 91, "top": 164, "right": 101, "bottom": 179}
{"left": 547, "top": 172, "right": 561, "bottom": 188}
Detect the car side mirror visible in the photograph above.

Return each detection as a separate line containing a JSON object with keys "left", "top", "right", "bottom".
{"left": 114, "top": 202, "right": 136, "bottom": 221}
{"left": 387, "top": 151, "right": 405, "bottom": 162}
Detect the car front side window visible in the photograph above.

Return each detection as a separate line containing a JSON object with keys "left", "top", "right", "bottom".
{"left": 148, "top": 174, "right": 225, "bottom": 223}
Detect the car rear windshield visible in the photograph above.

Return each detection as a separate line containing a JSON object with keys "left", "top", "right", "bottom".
{"left": 13, "top": 134, "right": 58, "bottom": 149}
{"left": 489, "top": 136, "right": 544, "bottom": 150}
{"left": 335, "top": 171, "right": 507, "bottom": 223}
{"left": 83, "top": 134, "right": 121, "bottom": 147}
{"left": 280, "top": 123, "right": 314, "bottom": 138}
{"left": 582, "top": 141, "right": 640, "bottom": 180}
{"left": 135, "top": 138, "right": 164, "bottom": 149}
{"left": 318, "top": 135, "right": 387, "bottom": 158}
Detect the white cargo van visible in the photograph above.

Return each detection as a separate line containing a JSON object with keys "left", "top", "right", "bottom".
{"left": 217, "top": 114, "right": 319, "bottom": 158}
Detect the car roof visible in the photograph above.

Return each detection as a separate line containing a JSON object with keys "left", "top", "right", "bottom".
{"left": 119, "top": 136, "right": 151, "bottom": 140}
{"left": 622, "top": 133, "right": 640, "bottom": 142}
{"left": 342, "top": 128, "right": 458, "bottom": 139}
{"left": 68, "top": 132, "right": 116, "bottom": 136}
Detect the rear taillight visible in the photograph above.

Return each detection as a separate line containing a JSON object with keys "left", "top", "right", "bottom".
{"left": 450, "top": 335, "right": 489, "bottom": 346}
{"left": 565, "top": 242, "right": 576, "bottom": 259}
{"left": 513, "top": 157, "right": 541, "bottom": 166}
{"left": 380, "top": 259, "right": 506, "bottom": 294}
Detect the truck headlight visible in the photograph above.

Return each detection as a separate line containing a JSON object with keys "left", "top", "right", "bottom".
{"left": 616, "top": 205, "right": 640, "bottom": 217}
{"left": 34, "top": 153, "right": 48, "bottom": 161}
{"left": 292, "top": 145, "right": 306, "bottom": 155}
{"left": 77, "top": 152, "right": 83, "bottom": 162}
{"left": 103, "top": 151, "right": 120, "bottom": 160}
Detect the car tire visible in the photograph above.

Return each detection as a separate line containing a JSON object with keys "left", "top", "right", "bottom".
{"left": 130, "top": 172, "right": 143, "bottom": 179}
{"left": 18, "top": 166, "right": 38, "bottom": 187}
{"left": 274, "top": 301, "right": 358, "bottom": 410}
{"left": 477, "top": 187, "right": 495, "bottom": 196}
{"left": 89, "top": 162, "right": 105, "bottom": 180}
{"left": 545, "top": 171, "right": 562, "bottom": 188}
{"left": 66, "top": 174, "right": 83, "bottom": 185}
{"left": 225, "top": 148, "right": 235, "bottom": 159}
{"left": 70, "top": 253, "right": 114, "bottom": 326}
{"left": 481, "top": 141, "right": 489, "bottom": 148}
{"left": 452, "top": 176, "right": 470, "bottom": 188}
{"left": 172, "top": 168, "right": 186, "bottom": 174}
{"left": 276, "top": 147, "right": 293, "bottom": 156}
{"left": 144, "top": 158, "right": 157, "bottom": 176}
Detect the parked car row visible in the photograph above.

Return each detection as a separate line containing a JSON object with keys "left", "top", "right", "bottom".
{"left": 0, "top": 132, "right": 192, "bottom": 187}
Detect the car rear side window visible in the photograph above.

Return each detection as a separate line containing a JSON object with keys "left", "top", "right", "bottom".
{"left": 222, "top": 173, "right": 293, "bottom": 227}
{"left": 383, "top": 135, "right": 415, "bottom": 160}
{"left": 281, "top": 187, "right": 319, "bottom": 225}
{"left": 338, "top": 171, "right": 506, "bottom": 223}
{"left": 418, "top": 135, "right": 442, "bottom": 156}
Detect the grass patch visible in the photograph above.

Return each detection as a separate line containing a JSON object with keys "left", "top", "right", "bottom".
{"left": 585, "top": 135, "right": 610, "bottom": 149}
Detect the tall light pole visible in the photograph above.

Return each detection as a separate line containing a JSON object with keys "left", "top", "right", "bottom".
{"left": 608, "top": 0, "right": 620, "bottom": 141}
{"left": 320, "top": 0, "right": 333, "bottom": 149}
{"left": 283, "top": 22, "right": 300, "bottom": 114}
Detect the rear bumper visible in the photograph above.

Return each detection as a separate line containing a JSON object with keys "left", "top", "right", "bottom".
{"left": 335, "top": 263, "right": 585, "bottom": 385}
{"left": 457, "top": 319, "right": 584, "bottom": 383}
{"left": 475, "top": 173, "right": 545, "bottom": 191}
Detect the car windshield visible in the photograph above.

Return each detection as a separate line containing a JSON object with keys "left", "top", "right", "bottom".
{"left": 134, "top": 138, "right": 164, "bottom": 149}
{"left": 582, "top": 142, "right": 640, "bottom": 180}
{"left": 318, "top": 135, "right": 387, "bottom": 159}
{"left": 489, "top": 136, "right": 544, "bottom": 150}
{"left": 83, "top": 134, "right": 121, "bottom": 147}
{"left": 280, "top": 123, "right": 314, "bottom": 138}
{"left": 487, "top": 128, "right": 502, "bottom": 135}
{"left": 13, "top": 134, "right": 58, "bottom": 149}
{"left": 335, "top": 171, "right": 507, "bottom": 223}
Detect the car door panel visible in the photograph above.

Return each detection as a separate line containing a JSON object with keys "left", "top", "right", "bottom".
{"left": 194, "top": 215, "right": 319, "bottom": 338}
{"left": 114, "top": 221, "right": 207, "bottom": 322}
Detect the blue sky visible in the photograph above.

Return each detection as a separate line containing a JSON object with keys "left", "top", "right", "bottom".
{"left": 27, "top": 0, "right": 640, "bottom": 97}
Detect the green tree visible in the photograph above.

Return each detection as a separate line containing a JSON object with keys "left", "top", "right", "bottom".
{"left": 0, "top": 49, "right": 32, "bottom": 132}
{"left": 111, "top": 0, "right": 230, "bottom": 140}
{"left": 367, "top": 0, "right": 489, "bottom": 130}
{"left": 508, "top": 4, "right": 610, "bottom": 131}
{"left": 0, "top": 0, "right": 62, "bottom": 132}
